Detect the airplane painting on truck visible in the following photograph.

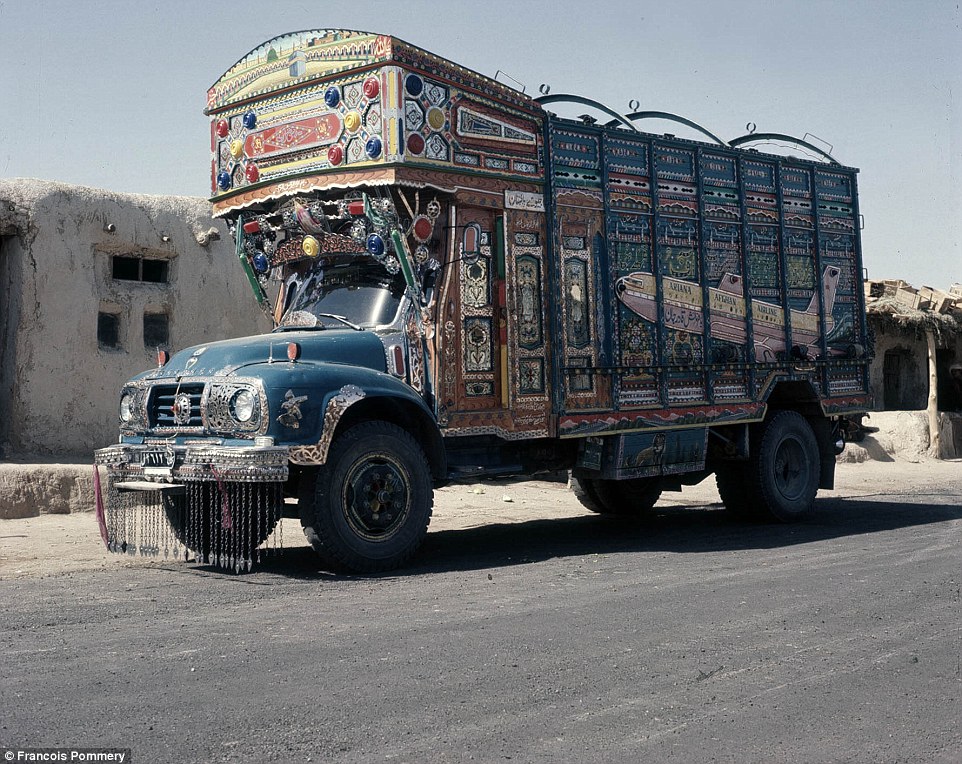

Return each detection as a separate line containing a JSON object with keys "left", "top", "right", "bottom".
{"left": 616, "top": 264, "right": 843, "bottom": 361}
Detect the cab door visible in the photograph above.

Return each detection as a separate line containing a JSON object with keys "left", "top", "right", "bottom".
{"left": 437, "top": 204, "right": 505, "bottom": 420}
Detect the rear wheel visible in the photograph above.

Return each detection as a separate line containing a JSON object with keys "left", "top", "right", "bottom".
{"left": 570, "top": 476, "right": 606, "bottom": 514}
{"left": 739, "top": 411, "right": 820, "bottom": 522}
{"left": 715, "top": 463, "right": 760, "bottom": 520}
{"left": 570, "top": 476, "right": 661, "bottom": 516}
{"left": 299, "top": 421, "right": 433, "bottom": 572}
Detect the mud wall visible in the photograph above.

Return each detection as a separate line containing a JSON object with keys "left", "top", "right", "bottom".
{"left": 867, "top": 316, "right": 962, "bottom": 413}
{"left": 0, "top": 179, "right": 271, "bottom": 458}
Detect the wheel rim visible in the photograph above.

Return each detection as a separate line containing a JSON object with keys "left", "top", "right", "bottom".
{"left": 772, "top": 436, "right": 807, "bottom": 501}
{"left": 342, "top": 452, "right": 412, "bottom": 541}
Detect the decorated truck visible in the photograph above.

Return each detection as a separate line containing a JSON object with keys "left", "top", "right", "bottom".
{"left": 94, "top": 29, "right": 871, "bottom": 572}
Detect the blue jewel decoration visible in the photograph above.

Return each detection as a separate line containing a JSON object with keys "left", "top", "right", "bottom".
{"left": 405, "top": 75, "right": 423, "bottom": 97}
{"left": 216, "top": 171, "right": 231, "bottom": 191}
{"left": 252, "top": 251, "right": 270, "bottom": 273}
{"left": 324, "top": 86, "right": 340, "bottom": 107}
{"left": 242, "top": 111, "right": 257, "bottom": 130}
{"left": 366, "top": 234, "right": 385, "bottom": 257}
{"left": 365, "top": 137, "right": 382, "bottom": 158}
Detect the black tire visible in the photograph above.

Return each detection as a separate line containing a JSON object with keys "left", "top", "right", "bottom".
{"left": 570, "top": 475, "right": 661, "bottom": 516}
{"left": 162, "top": 482, "right": 280, "bottom": 565}
{"left": 569, "top": 475, "right": 607, "bottom": 514}
{"left": 714, "top": 463, "right": 761, "bottom": 520}
{"left": 746, "top": 411, "right": 820, "bottom": 522}
{"left": 299, "top": 421, "right": 434, "bottom": 572}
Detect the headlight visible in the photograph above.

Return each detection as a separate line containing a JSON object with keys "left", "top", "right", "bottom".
{"left": 230, "top": 389, "right": 257, "bottom": 423}
{"left": 119, "top": 394, "right": 134, "bottom": 423}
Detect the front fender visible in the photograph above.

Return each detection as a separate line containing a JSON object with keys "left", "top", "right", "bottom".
{"left": 257, "top": 362, "right": 437, "bottom": 466}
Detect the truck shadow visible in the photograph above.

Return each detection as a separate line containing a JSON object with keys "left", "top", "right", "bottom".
{"left": 257, "top": 495, "right": 962, "bottom": 579}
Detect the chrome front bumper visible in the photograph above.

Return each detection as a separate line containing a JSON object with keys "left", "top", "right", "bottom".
{"left": 94, "top": 443, "right": 290, "bottom": 484}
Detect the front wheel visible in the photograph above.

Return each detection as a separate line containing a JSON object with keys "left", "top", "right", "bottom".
{"left": 299, "top": 421, "right": 434, "bottom": 572}
{"left": 162, "top": 482, "right": 281, "bottom": 567}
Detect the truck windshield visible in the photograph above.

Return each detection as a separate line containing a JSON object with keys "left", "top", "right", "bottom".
{"left": 277, "top": 258, "right": 406, "bottom": 329}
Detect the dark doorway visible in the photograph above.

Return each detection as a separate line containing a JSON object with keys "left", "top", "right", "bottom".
{"left": 883, "top": 350, "right": 905, "bottom": 409}
{"left": 936, "top": 349, "right": 961, "bottom": 412}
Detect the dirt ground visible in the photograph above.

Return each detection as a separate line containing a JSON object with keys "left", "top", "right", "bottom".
{"left": 2, "top": 457, "right": 959, "bottom": 580}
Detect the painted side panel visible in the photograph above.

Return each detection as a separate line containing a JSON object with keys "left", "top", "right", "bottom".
{"left": 547, "top": 118, "right": 870, "bottom": 437}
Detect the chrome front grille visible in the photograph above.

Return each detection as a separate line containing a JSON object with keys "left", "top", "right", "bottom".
{"left": 148, "top": 383, "right": 205, "bottom": 429}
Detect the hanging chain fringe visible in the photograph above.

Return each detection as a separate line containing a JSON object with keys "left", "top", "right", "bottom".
{"left": 104, "top": 476, "right": 284, "bottom": 572}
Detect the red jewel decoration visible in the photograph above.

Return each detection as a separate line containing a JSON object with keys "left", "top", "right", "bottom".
{"left": 245, "top": 163, "right": 259, "bottom": 183}
{"left": 215, "top": 119, "right": 229, "bottom": 138}
{"left": 328, "top": 145, "right": 344, "bottom": 165}
{"left": 363, "top": 77, "right": 380, "bottom": 98}
{"left": 407, "top": 133, "right": 425, "bottom": 155}
{"left": 412, "top": 215, "right": 433, "bottom": 242}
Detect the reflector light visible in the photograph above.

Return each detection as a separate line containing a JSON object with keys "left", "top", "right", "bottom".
{"left": 242, "top": 220, "right": 261, "bottom": 233}
{"left": 347, "top": 200, "right": 365, "bottom": 215}
{"left": 287, "top": 342, "right": 302, "bottom": 361}
{"left": 412, "top": 215, "right": 433, "bottom": 242}
{"left": 157, "top": 350, "right": 170, "bottom": 368}
{"left": 392, "top": 345, "right": 406, "bottom": 377}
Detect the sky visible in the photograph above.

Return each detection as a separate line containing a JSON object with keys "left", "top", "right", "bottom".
{"left": 1, "top": 0, "right": 959, "bottom": 289}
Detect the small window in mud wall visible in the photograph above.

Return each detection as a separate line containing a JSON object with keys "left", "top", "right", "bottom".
{"left": 112, "top": 255, "right": 169, "bottom": 283}
{"left": 143, "top": 312, "right": 170, "bottom": 349}
{"left": 97, "top": 311, "right": 121, "bottom": 350}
